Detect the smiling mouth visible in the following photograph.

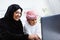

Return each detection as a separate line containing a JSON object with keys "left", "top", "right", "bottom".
{"left": 16, "top": 17, "right": 20, "bottom": 19}
{"left": 16, "top": 15, "right": 21, "bottom": 18}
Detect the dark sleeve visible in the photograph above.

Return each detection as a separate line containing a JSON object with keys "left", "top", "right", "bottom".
{"left": 0, "top": 31, "right": 29, "bottom": 40}
{"left": 0, "top": 22, "right": 29, "bottom": 40}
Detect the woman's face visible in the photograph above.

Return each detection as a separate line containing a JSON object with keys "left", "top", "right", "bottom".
{"left": 13, "top": 9, "right": 22, "bottom": 21}
{"left": 27, "top": 19, "right": 37, "bottom": 26}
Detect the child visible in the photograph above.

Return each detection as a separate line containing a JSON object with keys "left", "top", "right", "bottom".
{"left": 24, "top": 10, "right": 42, "bottom": 40}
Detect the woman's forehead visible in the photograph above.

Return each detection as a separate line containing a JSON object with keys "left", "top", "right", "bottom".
{"left": 15, "top": 9, "right": 21, "bottom": 12}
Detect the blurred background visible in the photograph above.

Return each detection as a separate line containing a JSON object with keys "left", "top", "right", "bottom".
{"left": 0, "top": 0, "right": 60, "bottom": 25}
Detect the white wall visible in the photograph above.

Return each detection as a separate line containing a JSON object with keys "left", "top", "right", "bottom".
{"left": 0, "top": 0, "right": 51, "bottom": 17}
{"left": 0, "top": 0, "right": 45, "bottom": 25}
{"left": 47, "top": 0, "right": 60, "bottom": 15}
{"left": 1, "top": 0, "right": 60, "bottom": 20}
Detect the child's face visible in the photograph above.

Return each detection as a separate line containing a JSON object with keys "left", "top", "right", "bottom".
{"left": 27, "top": 19, "right": 37, "bottom": 26}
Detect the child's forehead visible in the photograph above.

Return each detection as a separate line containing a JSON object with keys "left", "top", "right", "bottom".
{"left": 28, "top": 19, "right": 37, "bottom": 21}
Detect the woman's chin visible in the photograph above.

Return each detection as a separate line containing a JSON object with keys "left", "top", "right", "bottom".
{"left": 15, "top": 19, "right": 20, "bottom": 21}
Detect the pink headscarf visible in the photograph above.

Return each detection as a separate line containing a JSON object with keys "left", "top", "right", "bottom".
{"left": 26, "top": 10, "right": 37, "bottom": 19}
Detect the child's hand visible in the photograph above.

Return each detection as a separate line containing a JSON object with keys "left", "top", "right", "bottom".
{"left": 34, "top": 34, "right": 41, "bottom": 40}
{"left": 28, "top": 34, "right": 41, "bottom": 40}
{"left": 28, "top": 34, "right": 37, "bottom": 40}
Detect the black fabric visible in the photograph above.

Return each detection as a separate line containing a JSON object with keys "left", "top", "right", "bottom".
{"left": 0, "top": 17, "right": 28, "bottom": 40}
{"left": 4, "top": 4, "right": 23, "bottom": 20}
{"left": 0, "top": 4, "right": 28, "bottom": 40}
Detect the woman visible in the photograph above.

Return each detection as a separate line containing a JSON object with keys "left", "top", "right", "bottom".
{"left": 0, "top": 4, "right": 37, "bottom": 40}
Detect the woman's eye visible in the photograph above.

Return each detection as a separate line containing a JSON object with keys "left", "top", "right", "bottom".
{"left": 15, "top": 12, "right": 21, "bottom": 14}
{"left": 16, "top": 12, "right": 19, "bottom": 14}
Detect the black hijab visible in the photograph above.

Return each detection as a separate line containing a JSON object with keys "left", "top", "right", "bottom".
{"left": 3, "top": 4, "right": 24, "bottom": 34}
{"left": 0, "top": 4, "right": 29, "bottom": 40}
{"left": 4, "top": 4, "right": 23, "bottom": 20}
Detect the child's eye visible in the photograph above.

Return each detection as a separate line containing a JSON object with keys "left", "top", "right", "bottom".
{"left": 32, "top": 19, "right": 36, "bottom": 21}
{"left": 32, "top": 20, "right": 34, "bottom": 21}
